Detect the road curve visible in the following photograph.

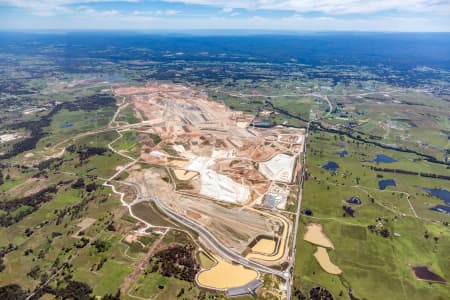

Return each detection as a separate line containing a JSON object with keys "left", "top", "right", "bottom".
{"left": 150, "top": 195, "right": 288, "bottom": 279}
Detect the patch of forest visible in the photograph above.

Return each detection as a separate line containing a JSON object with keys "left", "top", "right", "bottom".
{"left": 0, "top": 186, "right": 58, "bottom": 227}
{"left": 148, "top": 245, "right": 200, "bottom": 282}
{"left": 0, "top": 93, "right": 116, "bottom": 160}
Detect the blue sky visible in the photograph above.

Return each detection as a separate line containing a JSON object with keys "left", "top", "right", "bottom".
{"left": 0, "top": 0, "right": 449, "bottom": 31}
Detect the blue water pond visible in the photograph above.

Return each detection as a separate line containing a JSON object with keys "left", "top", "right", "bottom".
{"left": 60, "top": 123, "right": 73, "bottom": 129}
{"left": 322, "top": 161, "right": 339, "bottom": 171}
{"left": 430, "top": 205, "right": 450, "bottom": 214}
{"left": 378, "top": 179, "right": 396, "bottom": 190}
{"left": 335, "top": 150, "right": 348, "bottom": 157}
{"left": 373, "top": 154, "right": 398, "bottom": 163}
{"left": 346, "top": 196, "right": 362, "bottom": 205}
{"left": 421, "top": 188, "right": 450, "bottom": 205}
{"left": 421, "top": 187, "right": 450, "bottom": 215}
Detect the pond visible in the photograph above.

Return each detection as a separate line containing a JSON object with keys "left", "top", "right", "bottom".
{"left": 378, "top": 179, "right": 396, "bottom": 190}
{"left": 322, "top": 161, "right": 339, "bottom": 171}
{"left": 411, "top": 266, "right": 446, "bottom": 283}
{"left": 197, "top": 256, "right": 258, "bottom": 289}
{"left": 335, "top": 150, "right": 348, "bottom": 157}
{"left": 421, "top": 188, "right": 450, "bottom": 205}
{"left": 430, "top": 205, "right": 450, "bottom": 214}
{"left": 346, "top": 196, "right": 362, "bottom": 205}
{"left": 421, "top": 187, "right": 450, "bottom": 214}
{"left": 60, "top": 122, "right": 73, "bottom": 129}
{"left": 372, "top": 154, "right": 398, "bottom": 163}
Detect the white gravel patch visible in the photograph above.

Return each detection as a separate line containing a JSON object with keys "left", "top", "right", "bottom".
{"left": 185, "top": 156, "right": 249, "bottom": 204}
{"left": 259, "top": 153, "right": 295, "bottom": 183}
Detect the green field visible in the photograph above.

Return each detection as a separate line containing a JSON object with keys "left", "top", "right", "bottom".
{"left": 37, "top": 107, "right": 115, "bottom": 150}
{"left": 293, "top": 130, "right": 450, "bottom": 299}
{"left": 109, "top": 130, "right": 141, "bottom": 159}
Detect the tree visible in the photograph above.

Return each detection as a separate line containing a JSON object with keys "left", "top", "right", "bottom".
{"left": 0, "top": 284, "right": 26, "bottom": 300}
{"left": 380, "top": 228, "right": 390, "bottom": 238}
{"left": 101, "top": 290, "right": 121, "bottom": 300}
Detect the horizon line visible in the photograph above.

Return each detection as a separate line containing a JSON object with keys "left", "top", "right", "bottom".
{"left": 1, "top": 29, "right": 450, "bottom": 34}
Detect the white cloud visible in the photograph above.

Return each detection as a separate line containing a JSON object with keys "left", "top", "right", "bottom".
{"left": 156, "top": 9, "right": 180, "bottom": 15}
{"left": 3, "top": 10, "right": 449, "bottom": 31}
{"left": 0, "top": 0, "right": 448, "bottom": 30}
{"left": 221, "top": 7, "right": 233, "bottom": 13}
{"left": 0, "top": 0, "right": 138, "bottom": 15}
{"left": 162, "top": 0, "right": 450, "bottom": 15}
{"left": 2, "top": 0, "right": 449, "bottom": 15}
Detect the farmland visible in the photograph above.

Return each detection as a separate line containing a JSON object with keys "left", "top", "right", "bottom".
{"left": 0, "top": 32, "right": 449, "bottom": 300}
{"left": 293, "top": 130, "right": 449, "bottom": 300}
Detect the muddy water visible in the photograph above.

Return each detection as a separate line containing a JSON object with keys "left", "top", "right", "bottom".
{"left": 251, "top": 238, "right": 276, "bottom": 254}
{"left": 303, "top": 223, "right": 334, "bottom": 249}
{"left": 174, "top": 169, "right": 197, "bottom": 180}
{"left": 314, "top": 247, "right": 342, "bottom": 275}
{"left": 246, "top": 214, "right": 288, "bottom": 261}
{"left": 197, "top": 256, "right": 258, "bottom": 289}
{"left": 169, "top": 160, "right": 188, "bottom": 168}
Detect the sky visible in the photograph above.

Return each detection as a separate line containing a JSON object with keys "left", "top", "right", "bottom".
{"left": 0, "top": 0, "right": 449, "bottom": 32}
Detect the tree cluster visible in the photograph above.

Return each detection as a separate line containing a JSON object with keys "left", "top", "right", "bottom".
{"left": 148, "top": 245, "right": 199, "bottom": 282}
{"left": 0, "top": 186, "right": 57, "bottom": 227}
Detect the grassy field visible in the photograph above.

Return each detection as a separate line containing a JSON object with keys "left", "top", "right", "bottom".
{"left": 115, "top": 105, "right": 140, "bottom": 124}
{"left": 306, "top": 131, "right": 449, "bottom": 217}
{"left": 131, "top": 202, "right": 181, "bottom": 228}
{"left": 329, "top": 89, "right": 450, "bottom": 160}
{"left": 109, "top": 130, "right": 141, "bottom": 159}
{"left": 0, "top": 172, "right": 129, "bottom": 292}
{"left": 57, "top": 131, "right": 130, "bottom": 179}
{"left": 126, "top": 272, "right": 206, "bottom": 300}
{"left": 294, "top": 130, "right": 450, "bottom": 299}
{"left": 37, "top": 107, "right": 115, "bottom": 150}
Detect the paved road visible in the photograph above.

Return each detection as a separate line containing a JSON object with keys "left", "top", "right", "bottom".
{"left": 150, "top": 195, "right": 288, "bottom": 279}
{"left": 82, "top": 92, "right": 303, "bottom": 297}
{"left": 285, "top": 120, "right": 310, "bottom": 300}
{"left": 104, "top": 171, "right": 290, "bottom": 283}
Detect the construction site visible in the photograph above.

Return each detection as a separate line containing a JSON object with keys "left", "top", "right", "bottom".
{"left": 113, "top": 82, "right": 306, "bottom": 295}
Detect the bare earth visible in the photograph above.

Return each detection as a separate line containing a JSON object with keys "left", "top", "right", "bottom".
{"left": 113, "top": 82, "right": 305, "bottom": 276}
{"left": 197, "top": 256, "right": 258, "bottom": 289}
{"left": 303, "top": 223, "right": 335, "bottom": 249}
{"left": 313, "top": 247, "right": 342, "bottom": 275}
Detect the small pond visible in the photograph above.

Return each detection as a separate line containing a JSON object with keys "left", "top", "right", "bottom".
{"left": 420, "top": 187, "right": 450, "bottom": 214}
{"left": 372, "top": 154, "right": 398, "bottom": 163}
{"left": 346, "top": 196, "right": 362, "bottom": 205}
{"left": 60, "top": 123, "right": 73, "bottom": 129}
{"left": 430, "top": 205, "right": 450, "bottom": 214}
{"left": 421, "top": 188, "right": 450, "bottom": 205}
{"left": 322, "top": 161, "right": 339, "bottom": 171}
{"left": 378, "top": 179, "right": 396, "bottom": 190}
{"left": 335, "top": 150, "right": 348, "bottom": 157}
{"left": 411, "top": 266, "right": 446, "bottom": 283}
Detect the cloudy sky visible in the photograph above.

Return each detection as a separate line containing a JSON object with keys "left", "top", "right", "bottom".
{"left": 0, "top": 0, "right": 449, "bottom": 31}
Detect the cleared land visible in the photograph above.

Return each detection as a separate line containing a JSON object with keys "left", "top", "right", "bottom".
{"left": 197, "top": 256, "right": 258, "bottom": 289}
{"left": 313, "top": 247, "right": 342, "bottom": 275}
{"left": 259, "top": 153, "right": 296, "bottom": 183}
{"left": 114, "top": 83, "right": 303, "bottom": 269}
{"left": 303, "top": 223, "right": 335, "bottom": 249}
{"left": 251, "top": 239, "right": 276, "bottom": 255}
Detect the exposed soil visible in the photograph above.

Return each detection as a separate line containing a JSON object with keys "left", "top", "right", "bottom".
{"left": 197, "top": 256, "right": 258, "bottom": 289}
{"left": 303, "top": 223, "right": 335, "bottom": 249}
{"left": 313, "top": 247, "right": 342, "bottom": 275}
